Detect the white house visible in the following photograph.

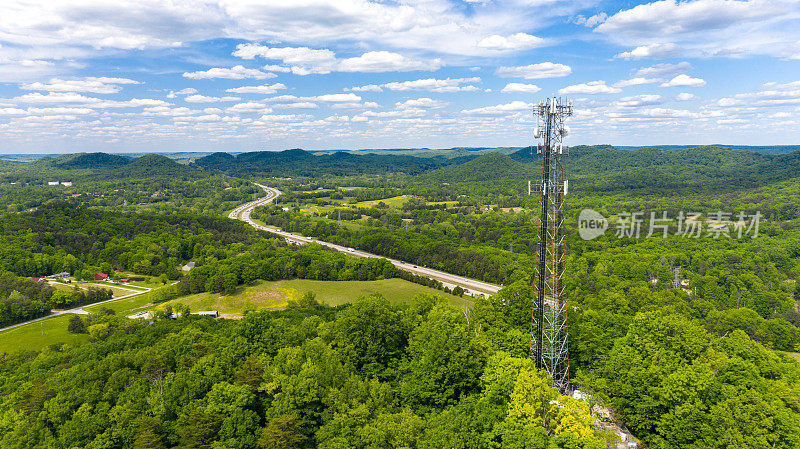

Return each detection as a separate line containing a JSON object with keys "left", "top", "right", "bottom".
{"left": 182, "top": 261, "right": 196, "bottom": 271}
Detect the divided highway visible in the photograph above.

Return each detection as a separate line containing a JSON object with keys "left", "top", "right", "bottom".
{"left": 230, "top": 185, "right": 502, "bottom": 297}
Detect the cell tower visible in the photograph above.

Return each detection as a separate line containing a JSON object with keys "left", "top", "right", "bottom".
{"left": 531, "top": 97, "right": 573, "bottom": 394}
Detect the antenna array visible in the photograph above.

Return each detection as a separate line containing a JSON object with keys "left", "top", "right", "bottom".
{"left": 531, "top": 97, "right": 573, "bottom": 394}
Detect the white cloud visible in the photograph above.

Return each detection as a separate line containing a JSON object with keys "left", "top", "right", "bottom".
{"left": 676, "top": 92, "right": 696, "bottom": 101}
{"left": 635, "top": 62, "right": 693, "bottom": 78}
{"left": 716, "top": 80, "right": 800, "bottom": 107}
{"left": 615, "top": 43, "right": 679, "bottom": 60}
{"left": 477, "top": 33, "right": 544, "bottom": 51}
{"left": 349, "top": 84, "right": 383, "bottom": 92}
{"left": 613, "top": 77, "right": 662, "bottom": 88}
{"left": 598, "top": 0, "right": 787, "bottom": 37}
{"left": 558, "top": 80, "right": 621, "bottom": 95}
{"left": 337, "top": 51, "right": 441, "bottom": 73}
{"left": 614, "top": 94, "right": 663, "bottom": 107}
{"left": 183, "top": 65, "right": 275, "bottom": 80}
{"left": 262, "top": 64, "right": 292, "bottom": 73}
{"left": 233, "top": 44, "right": 440, "bottom": 74}
{"left": 225, "top": 83, "right": 286, "bottom": 94}
{"left": 315, "top": 93, "right": 362, "bottom": 103}
{"left": 501, "top": 83, "right": 541, "bottom": 93}
{"left": 381, "top": 77, "right": 481, "bottom": 92}
{"left": 184, "top": 95, "right": 240, "bottom": 103}
{"left": 574, "top": 13, "right": 608, "bottom": 27}
{"left": 596, "top": 0, "right": 798, "bottom": 59}
{"left": 166, "top": 88, "right": 198, "bottom": 98}
{"left": 272, "top": 102, "right": 318, "bottom": 109}
{"left": 396, "top": 98, "right": 447, "bottom": 109}
{"left": 660, "top": 74, "right": 707, "bottom": 87}
{"left": 20, "top": 77, "right": 140, "bottom": 94}
{"left": 461, "top": 101, "right": 532, "bottom": 115}
{"left": 496, "top": 62, "right": 571, "bottom": 79}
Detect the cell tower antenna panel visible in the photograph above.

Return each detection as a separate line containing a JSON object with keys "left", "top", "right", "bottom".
{"left": 531, "top": 97, "right": 573, "bottom": 394}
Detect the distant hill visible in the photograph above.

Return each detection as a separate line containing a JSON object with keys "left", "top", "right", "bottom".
{"left": 55, "top": 152, "right": 130, "bottom": 169}
{"left": 115, "top": 154, "right": 204, "bottom": 179}
{"left": 194, "top": 148, "right": 465, "bottom": 176}
{"left": 419, "top": 152, "right": 530, "bottom": 183}
{"left": 419, "top": 145, "right": 800, "bottom": 191}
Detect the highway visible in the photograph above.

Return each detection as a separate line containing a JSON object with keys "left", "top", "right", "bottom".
{"left": 230, "top": 185, "right": 502, "bottom": 297}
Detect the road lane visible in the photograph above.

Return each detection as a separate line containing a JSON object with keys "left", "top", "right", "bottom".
{"left": 232, "top": 185, "right": 502, "bottom": 297}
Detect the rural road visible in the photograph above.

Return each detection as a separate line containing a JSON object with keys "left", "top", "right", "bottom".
{"left": 0, "top": 284, "right": 151, "bottom": 333}
{"left": 231, "top": 185, "right": 502, "bottom": 297}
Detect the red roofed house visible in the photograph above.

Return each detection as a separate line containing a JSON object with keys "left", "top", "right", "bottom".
{"left": 94, "top": 272, "right": 109, "bottom": 281}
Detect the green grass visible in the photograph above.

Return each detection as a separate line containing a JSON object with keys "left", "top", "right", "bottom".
{"left": 0, "top": 314, "right": 89, "bottom": 354}
{"left": 781, "top": 351, "right": 800, "bottom": 364}
{"left": 355, "top": 196, "right": 410, "bottom": 209}
{"left": 152, "top": 278, "right": 467, "bottom": 318}
{"left": 0, "top": 279, "right": 467, "bottom": 354}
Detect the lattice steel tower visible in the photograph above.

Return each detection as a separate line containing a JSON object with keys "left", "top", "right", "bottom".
{"left": 531, "top": 97, "right": 573, "bottom": 394}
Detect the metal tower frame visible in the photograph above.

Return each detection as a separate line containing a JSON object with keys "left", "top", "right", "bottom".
{"left": 531, "top": 97, "right": 573, "bottom": 394}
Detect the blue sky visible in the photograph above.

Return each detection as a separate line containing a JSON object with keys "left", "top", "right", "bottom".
{"left": 0, "top": 0, "right": 799, "bottom": 153}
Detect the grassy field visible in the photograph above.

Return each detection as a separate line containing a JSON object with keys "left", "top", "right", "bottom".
{"left": 781, "top": 351, "right": 800, "bottom": 364}
{"left": 0, "top": 278, "right": 467, "bottom": 354}
{"left": 0, "top": 314, "right": 88, "bottom": 354}
{"left": 355, "top": 196, "right": 410, "bottom": 208}
{"left": 153, "top": 278, "right": 467, "bottom": 318}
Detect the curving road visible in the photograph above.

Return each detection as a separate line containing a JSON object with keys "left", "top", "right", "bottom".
{"left": 230, "top": 184, "right": 501, "bottom": 297}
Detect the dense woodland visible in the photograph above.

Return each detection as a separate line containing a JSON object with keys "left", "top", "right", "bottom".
{"left": 0, "top": 145, "right": 799, "bottom": 447}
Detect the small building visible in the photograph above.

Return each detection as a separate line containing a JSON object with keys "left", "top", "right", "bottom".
{"left": 61, "top": 181, "right": 73, "bottom": 187}
{"left": 182, "top": 261, "right": 196, "bottom": 271}
{"left": 196, "top": 311, "right": 219, "bottom": 318}
{"left": 50, "top": 272, "right": 70, "bottom": 279}
{"left": 94, "top": 272, "right": 109, "bottom": 281}
{"left": 119, "top": 278, "right": 130, "bottom": 284}
{"left": 48, "top": 181, "right": 59, "bottom": 186}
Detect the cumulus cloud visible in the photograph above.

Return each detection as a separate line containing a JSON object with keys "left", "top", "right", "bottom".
{"left": 315, "top": 93, "right": 362, "bottom": 102}
{"left": 184, "top": 95, "right": 240, "bottom": 103}
{"left": 573, "top": 13, "right": 608, "bottom": 27}
{"left": 396, "top": 98, "right": 447, "bottom": 109}
{"left": 477, "top": 33, "right": 544, "bottom": 51}
{"left": 676, "top": 92, "right": 697, "bottom": 101}
{"left": 615, "top": 43, "right": 679, "bottom": 60}
{"left": 381, "top": 77, "right": 480, "bottom": 92}
{"left": 183, "top": 65, "right": 275, "bottom": 80}
{"left": 660, "top": 74, "right": 707, "bottom": 87}
{"left": 233, "top": 44, "right": 440, "bottom": 74}
{"left": 461, "top": 101, "right": 532, "bottom": 115}
{"left": 20, "top": 77, "right": 140, "bottom": 94}
{"left": 635, "top": 62, "right": 693, "bottom": 78}
{"left": 596, "top": 0, "right": 798, "bottom": 59}
{"left": 225, "top": 84, "right": 287, "bottom": 94}
{"left": 613, "top": 77, "right": 662, "bottom": 88}
{"left": 501, "top": 83, "right": 541, "bottom": 93}
{"left": 614, "top": 94, "right": 664, "bottom": 107}
{"left": 166, "top": 88, "right": 198, "bottom": 98}
{"left": 496, "top": 62, "right": 571, "bottom": 79}
{"left": 558, "top": 80, "right": 621, "bottom": 95}
{"left": 349, "top": 84, "right": 383, "bottom": 92}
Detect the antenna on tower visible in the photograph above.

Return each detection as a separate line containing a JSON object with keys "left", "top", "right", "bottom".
{"left": 531, "top": 96, "right": 573, "bottom": 394}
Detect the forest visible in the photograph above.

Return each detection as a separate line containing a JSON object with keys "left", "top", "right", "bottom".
{"left": 0, "top": 144, "right": 799, "bottom": 448}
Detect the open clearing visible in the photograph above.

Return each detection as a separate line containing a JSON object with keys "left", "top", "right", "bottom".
{"left": 0, "top": 278, "right": 467, "bottom": 353}
{"left": 0, "top": 314, "right": 88, "bottom": 354}
{"left": 150, "top": 278, "right": 466, "bottom": 317}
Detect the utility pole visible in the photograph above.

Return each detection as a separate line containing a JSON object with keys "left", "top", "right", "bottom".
{"left": 531, "top": 97, "right": 573, "bottom": 394}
